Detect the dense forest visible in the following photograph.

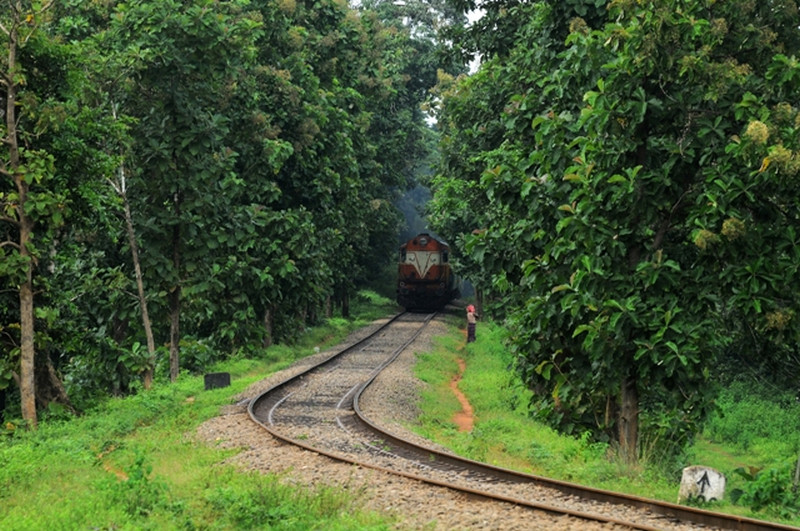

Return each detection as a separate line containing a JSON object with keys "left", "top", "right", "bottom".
{"left": 0, "top": 0, "right": 465, "bottom": 428}
{"left": 428, "top": 0, "right": 800, "bottom": 463}
{"left": 3, "top": 0, "right": 800, "bottom": 467}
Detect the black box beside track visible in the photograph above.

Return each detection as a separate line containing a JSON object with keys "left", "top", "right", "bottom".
{"left": 204, "top": 372, "right": 230, "bottom": 390}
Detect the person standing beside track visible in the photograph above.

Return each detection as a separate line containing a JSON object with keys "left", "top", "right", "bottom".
{"left": 466, "top": 304, "right": 478, "bottom": 343}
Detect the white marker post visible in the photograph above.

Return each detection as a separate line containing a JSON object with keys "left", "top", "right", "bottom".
{"left": 678, "top": 465, "right": 726, "bottom": 503}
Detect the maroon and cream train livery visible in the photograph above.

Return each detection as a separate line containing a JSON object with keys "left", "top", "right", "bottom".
{"left": 397, "top": 233, "right": 459, "bottom": 310}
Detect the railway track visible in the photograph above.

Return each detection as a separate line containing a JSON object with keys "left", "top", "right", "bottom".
{"left": 248, "top": 311, "right": 799, "bottom": 531}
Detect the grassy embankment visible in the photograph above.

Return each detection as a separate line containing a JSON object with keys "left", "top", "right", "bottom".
{"left": 0, "top": 292, "right": 400, "bottom": 531}
{"left": 4, "top": 294, "right": 799, "bottom": 529}
{"left": 413, "top": 312, "right": 800, "bottom": 528}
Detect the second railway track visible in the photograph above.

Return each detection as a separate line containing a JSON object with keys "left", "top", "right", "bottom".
{"left": 248, "top": 311, "right": 799, "bottom": 531}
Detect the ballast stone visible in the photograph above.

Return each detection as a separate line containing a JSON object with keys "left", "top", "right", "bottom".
{"left": 678, "top": 465, "right": 726, "bottom": 503}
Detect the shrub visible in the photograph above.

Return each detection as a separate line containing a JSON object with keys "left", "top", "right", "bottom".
{"left": 99, "top": 451, "right": 174, "bottom": 519}
{"left": 704, "top": 381, "right": 800, "bottom": 454}
{"left": 730, "top": 461, "right": 800, "bottom": 518}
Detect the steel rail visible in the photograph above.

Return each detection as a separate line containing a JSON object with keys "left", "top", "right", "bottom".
{"left": 352, "top": 355, "right": 800, "bottom": 531}
{"left": 249, "top": 311, "right": 657, "bottom": 529}
{"left": 248, "top": 312, "right": 799, "bottom": 531}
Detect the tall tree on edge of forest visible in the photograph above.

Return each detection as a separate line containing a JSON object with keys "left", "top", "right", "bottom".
{"left": 431, "top": 0, "right": 800, "bottom": 463}
{"left": 0, "top": 0, "right": 57, "bottom": 429}
{"left": 107, "top": 0, "right": 265, "bottom": 381}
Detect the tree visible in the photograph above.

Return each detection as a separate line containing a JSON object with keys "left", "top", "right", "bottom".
{"left": 259, "top": 0, "right": 428, "bottom": 318}
{"left": 105, "top": 0, "right": 266, "bottom": 381}
{"left": 108, "top": 151, "right": 156, "bottom": 388}
{"left": 0, "top": 0, "right": 463, "bottom": 418}
{"left": 1, "top": 0, "right": 62, "bottom": 429}
{"left": 431, "top": 0, "right": 800, "bottom": 463}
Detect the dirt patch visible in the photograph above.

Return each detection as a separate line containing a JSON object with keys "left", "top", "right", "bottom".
{"left": 450, "top": 357, "right": 474, "bottom": 432}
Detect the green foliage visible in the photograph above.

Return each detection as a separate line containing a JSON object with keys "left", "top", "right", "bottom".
{"left": 117, "top": 341, "right": 153, "bottom": 377}
{"left": 2, "top": 0, "right": 448, "bottom": 415}
{"left": 100, "top": 451, "right": 174, "bottom": 519}
{"left": 413, "top": 318, "right": 800, "bottom": 525}
{"left": 430, "top": 0, "right": 800, "bottom": 462}
{"left": 730, "top": 462, "right": 800, "bottom": 518}
{"left": 414, "top": 319, "right": 661, "bottom": 492}
{"left": 0, "top": 356, "right": 14, "bottom": 391}
{"left": 206, "top": 477, "right": 389, "bottom": 530}
{"left": 0, "top": 307, "right": 399, "bottom": 529}
{"left": 176, "top": 339, "right": 217, "bottom": 374}
{"left": 354, "top": 289, "right": 395, "bottom": 308}
{"left": 704, "top": 381, "right": 800, "bottom": 456}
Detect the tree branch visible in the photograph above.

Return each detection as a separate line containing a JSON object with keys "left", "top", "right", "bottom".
{"left": 652, "top": 186, "right": 693, "bottom": 251}
{"left": 106, "top": 176, "right": 122, "bottom": 195}
{"left": 0, "top": 0, "right": 18, "bottom": 40}
{"left": 0, "top": 213, "right": 20, "bottom": 225}
{"left": 18, "top": 1, "right": 57, "bottom": 46}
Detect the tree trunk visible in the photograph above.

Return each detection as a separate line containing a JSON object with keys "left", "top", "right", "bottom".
{"left": 111, "top": 138, "right": 157, "bottom": 389}
{"left": 124, "top": 192, "right": 156, "bottom": 386}
{"left": 34, "top": 353, "right": 76, "bottom": 415}
{"left": 4, "top": 16, "right": 37, "bottom": 429}
{"left": 19, "top": 255, "right": 36, "bottom": 427}
{"left": 475, "top": 287, "right": 485, "bottom": 318}
{"left": 341, "top": 290, "right": 350, "bottom": 318}
{"left": 263, "top": 306, "right": 273, "bottom": 348}
{"left": 169, "top": 215, "right": 181, "bottom": 382}
{"left": 0, "top": 386, "right": 6, "bottom": 423}
{"left": 603, "top": 393, "right": 618, "bottom": 440}
{"left": 618, "top": 368, "right": 639, "bottom": 464}
{"left": 169, "top": 287, "right": 180, "bottom": 382}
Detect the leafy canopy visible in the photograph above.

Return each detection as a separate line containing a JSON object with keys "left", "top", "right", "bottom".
{"left": 430, "top": 0, "right": 800, "bottom": 458}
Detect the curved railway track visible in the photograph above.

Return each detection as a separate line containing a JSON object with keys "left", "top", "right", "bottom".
{"left": 248, "top": 311, "right": 799, "bottom": 531}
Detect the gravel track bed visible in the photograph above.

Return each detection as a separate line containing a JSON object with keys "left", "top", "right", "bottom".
{"left": 196, "top": 315, "right": 718, "bottom": 530}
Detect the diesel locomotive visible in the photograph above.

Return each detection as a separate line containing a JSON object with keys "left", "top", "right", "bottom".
{"left": 397, "top": 233, "right": 459, "bottom": 310}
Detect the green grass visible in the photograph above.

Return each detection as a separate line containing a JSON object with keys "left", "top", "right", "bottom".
{"left": 0, "top": 291, "right": 400, "bottom": 531}
{"left": 414, "top": 319, "right": 633, "bottom": 486}
{"left": 5, "top": 292, "right": 799, "bottom": 529}
{"left": 412, "top": 314, "right": 800, "bottom": 527}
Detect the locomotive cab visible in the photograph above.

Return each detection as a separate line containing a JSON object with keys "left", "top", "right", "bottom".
{"left": 397, "top": 233, "right": 457, "bottom": 310}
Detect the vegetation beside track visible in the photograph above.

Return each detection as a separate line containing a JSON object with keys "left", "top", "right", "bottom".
{"left": 0, "top": 292, "right": 399, "bottom": 531}
{"left": 413, "top": 314, "right": 800, "bottom": 528}
{"left": 5, "top": 294, "right": 799, "bottom": 529}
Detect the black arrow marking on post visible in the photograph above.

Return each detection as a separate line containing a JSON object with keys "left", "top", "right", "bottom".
{"left": 697, "top": 471, "right": 711, "bottom": 494}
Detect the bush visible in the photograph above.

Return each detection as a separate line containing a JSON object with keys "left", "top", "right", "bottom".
{"left": 704, "top": 381, "right": 800, "bottom": 454}
{"left": 100, "top": 452, "right": 173, "bottom": 519}
{"left": 730, "top": 461, "right": 800, "bottom": 518}
{"left": 178, "top": 338, "right": 218, "bottom": 373}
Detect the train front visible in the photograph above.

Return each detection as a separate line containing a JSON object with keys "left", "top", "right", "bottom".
{"left": 397, "top": 233, "right": 454, "bottom": 310}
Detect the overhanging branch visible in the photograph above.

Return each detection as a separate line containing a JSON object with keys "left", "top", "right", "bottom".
{"left": 0, "top": 239, "right": 21, "bottom": 251}
{"left": 0, "top": 214, "right": 20, "bottom": 225}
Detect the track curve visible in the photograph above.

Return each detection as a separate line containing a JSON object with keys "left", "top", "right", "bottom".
{"left": 248, "top": 312, "right": 799, "bottom": 531}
